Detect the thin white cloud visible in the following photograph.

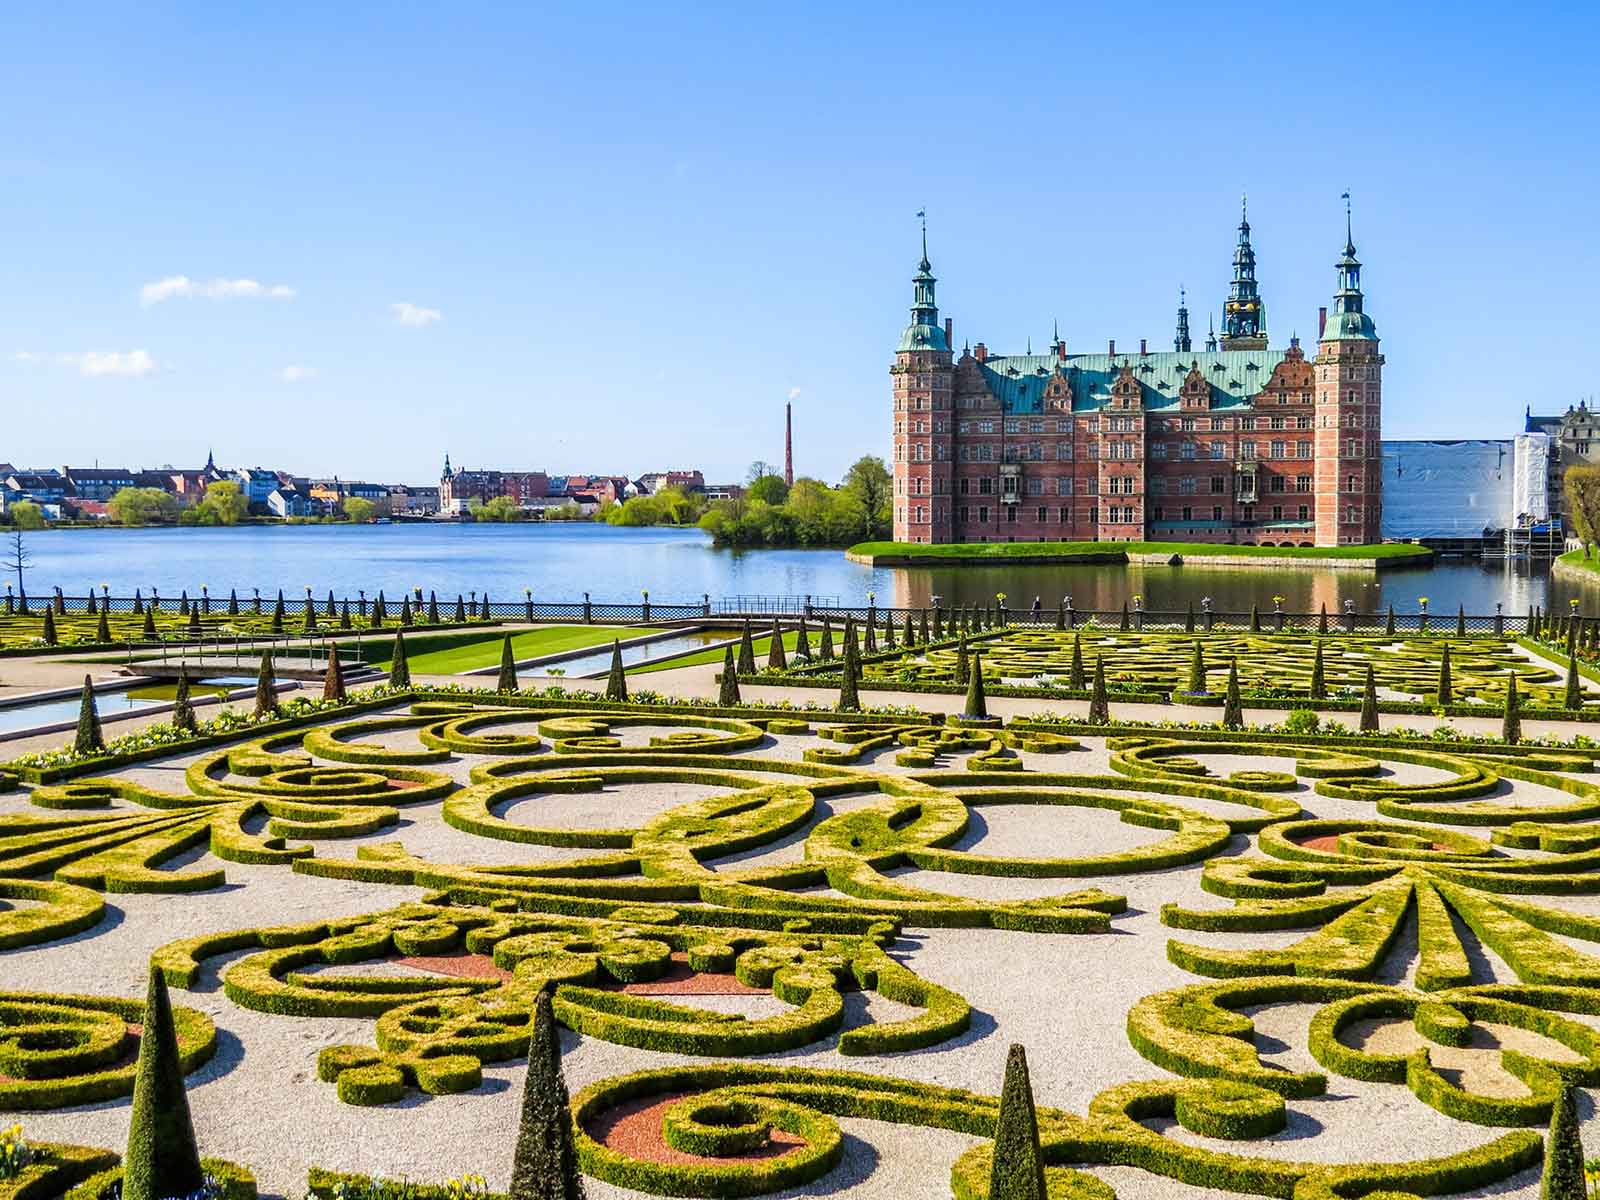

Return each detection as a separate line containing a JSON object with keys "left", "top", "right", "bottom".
{"left": 788, "top": 387, "right": 802, "bottom": 400}
{"left": 392, "top": 301, "right": 442, "bottom": 327}
{"left": 140, "top": 276, "right": 296, "bottom": 306}
{"left": 14, "top": 349, "right": 159, "bottom": 376}
{"left": 279, "top": 365, "right": 317, "bottom": 383}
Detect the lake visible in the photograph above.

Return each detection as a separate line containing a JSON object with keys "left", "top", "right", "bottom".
{"left": 7, "top": 523, "right": 1593, "bottom": 616}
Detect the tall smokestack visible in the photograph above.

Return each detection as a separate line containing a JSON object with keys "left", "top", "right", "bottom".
{"left": 785, "top": 402, "right": 793, "bottom": 487}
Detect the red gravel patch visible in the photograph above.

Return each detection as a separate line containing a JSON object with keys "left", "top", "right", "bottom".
{"left": 588, "top": 1093, "right": 804, "bottom": 1166}
{"left": 616, "top": 954, "right": 768, "bottom": 996}
{"left": 396, "top": 953, "right": 513, "bottom": 981}
{"left": 386, "top": 778, "right": 424, "bottom": 790}
{"left": 1300, "top": 835, "right": 1342, "bottom": 852}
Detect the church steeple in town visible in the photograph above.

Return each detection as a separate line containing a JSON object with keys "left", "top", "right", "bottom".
{"left": 1174, "top": 287, "right": 1192, "bottom": 353}
{"left": 441, "top": 453, "right": 453, "bottom": 482}
{"left": 898, "top": 213, "right": 949, "bottom": 353}
{"left": 1221, "top": 195, "right": 1268, "bottom": 350}
{"left": 1205, "top": 312, "right": 1217, "bottom": 352}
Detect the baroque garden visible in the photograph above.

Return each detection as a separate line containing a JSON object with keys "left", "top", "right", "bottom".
{"left": 6, "top": 596, "right": 1600, "bottom": 1199}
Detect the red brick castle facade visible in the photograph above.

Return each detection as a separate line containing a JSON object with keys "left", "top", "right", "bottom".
{"left": 891, "top": 203, "right": 1383, "bottom": 546}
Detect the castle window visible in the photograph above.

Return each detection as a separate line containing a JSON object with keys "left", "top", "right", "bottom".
{"left": 979, "top": 478, "right": 993, "bottom": 494}
{"left": 1150, "top": 478, "right": 1166, "bottom": 495}
{"left": 1272, "top": 505, "right": 1284, "bottom": 520}
{"left": 1151, "top": 442, "right": 1167, "bottom": 459}
{"left": 1298, "top": 505, "right": 1309, "bottom": 521}
{"left": 1213, "top": 506, "right": 1223, "bottom": 521}
{"left": 1037, "top": 506, "right": 1048, "bottom": 522}
{"left": 1059, "top": 506, "right": 1070, "bottom": 522}
{"left": 1270, "top": 440, "right": 1286, "bottom": 459}
{"left": 1211, "top": 418, "right": 1228, "bottom": 431}
{"left": 1271, "top": 475, "right": 1286, "bottom": 493}
{"left": 1209, "top": 442, "right": 1225, "bottom": 459}
{"left": 1180, "top": 441, "right": 1196, "bottom": 460}
{"left": 1297, "top": 442, "right": 1312, "bottom": 459}
{"left": 1181, "top": 506, "right": 1192, "bottom": 521}
{"left": 1295, "top": 475, "right": 1312, "bottom": 493}
{"left": 1179, "top": 477, "right": 1196, "bottom": 495}
{"left": 978, "top": 506, "right": 989, "bottom": 523}
{"left": 1211, "top": 476, "right": 1225, "bottom": 494}
{"left": 1241, "top": 441, "right": 1257, "bottom": 460}
{"left": 1153, "top": 506, "right": 1165, "bottom": 521}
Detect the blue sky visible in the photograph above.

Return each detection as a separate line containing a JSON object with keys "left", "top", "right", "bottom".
{"left": 2, "top": 3, "right": 1595, "bottom": 486}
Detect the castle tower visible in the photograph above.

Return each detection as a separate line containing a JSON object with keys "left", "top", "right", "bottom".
{"left": 1221, "top": 196, "right": 1268, "bottom": 350}
{"left": 1313, "top": 199, "right": 1383, "bottom": 545}
{"left": 1174, "top": 287, "right": 1192, "bottom": 353}
{"left": 890, "top": 223, "right": 954, "bottom": 542}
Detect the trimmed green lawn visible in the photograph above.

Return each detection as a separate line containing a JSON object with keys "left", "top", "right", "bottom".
{"left": 365, "top": 625, "right": 667, "bottom": 674}
{"left": 1558, "top": 549, "right": 1600, "bottom": 577}
{"left": 629, "top": 629, "right": 811, "bottom": 675}
{"left": 848, "top": 539, "right": 1432, "bottom": 563}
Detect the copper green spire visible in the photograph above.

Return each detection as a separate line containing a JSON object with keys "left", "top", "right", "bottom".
{"left": 1323, "top": 193, "right": 1377, "bottom": 342}
{"left": 1222, "top": 193, "right": 1267, "bottom": 347}
{"left": 1174, "top": 286, "right": 1191, "bottom": 353}
{"left": 898, "top": 213, "right": 949, "bottom": 353}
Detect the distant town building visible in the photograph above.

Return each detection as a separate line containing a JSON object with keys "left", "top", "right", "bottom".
{"left": 438, "top": 455, "right": 552, "bottom": 512}
{"left": 702, "top": 482, "right": 746, "bottom": 501}
{"left": 892, "top": 202, "right": 1383, "bottom": 546}
{"left": 1524, "top": 401, "right": 1599, "bottom": 526}
{"left": 638, "top": 470, "right": 706, "bottom": 495}
{"left": 387, "top": 484, "right": 440, "bottom": 516}
{"left": 62, "top": 467, "right": 138, "bottom": 500}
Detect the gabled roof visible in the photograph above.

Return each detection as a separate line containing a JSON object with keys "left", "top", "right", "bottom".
{"left": 976, "top": 348, "right": 1289, "bottom": 414}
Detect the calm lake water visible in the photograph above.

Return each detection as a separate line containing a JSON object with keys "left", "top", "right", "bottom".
{"left": 9, "top": 523, "right": 1593, "bottom": 616}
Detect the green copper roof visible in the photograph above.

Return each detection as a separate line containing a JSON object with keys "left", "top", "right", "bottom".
{"left": 978, "top": 349, "right": 1289, "bottom": 414}
{"left": 899, "top": 323, "right": 950, "bottom": 353}
{"left": 1322, "top": 309, "right": 1377, "bottom": 341}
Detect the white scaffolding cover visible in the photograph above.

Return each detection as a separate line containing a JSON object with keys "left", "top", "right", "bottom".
{"left": 1513, "top": 432, "right": 1551, "bottom": 521}
{"left": 1381, "top": 439, "right": 1514, "bottom": 540}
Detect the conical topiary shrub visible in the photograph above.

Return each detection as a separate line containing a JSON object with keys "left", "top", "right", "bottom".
{"left": 1540, "top": 1082, "right": 1585, "bottom": 1198}
{"left": 1309, "top": 642, "right": 1326, "bottom": 700}
{"left": 864, "top": 614, "right": 877, "bottom": 653}
{"left": 882, "top": 612, "right": 895, "bottom": 650}
{"left": 1249, "top": 604, "right": 1260, "bottom": 633}
{"left": 738, "top": 620, "right": 758, "bottom": 675}
{"left": 271, "top": 591, "right": 285, "bottom": 634}
{"left": 1566, "top": 653, "right": 1583, "bottom": 711}
{"left": 1119, "top": 602, "right": 1129, "bottom": 632}
{"left": 1087, "top": 656, "right": 1109, "bottom": 725}
{"left": 96, "top": 607, "right": 111, "bottom": 644}
{"left": 303, "top": 596, "right": 317, "bottom": 633}
{"left": 1187, "top": 641, "right": 1207, "bottom": 695}
{"left": 1069, "top": 634, "right": 1085, "bottom": 691}
{"left": 187, "top": 604, "right": 201, "bottom": 637}
{"left": 1385, "top": 605, "right": 1396, "bottom": 636}
{"left": 372, "top": 592, "right": 387, "bottom": 626}
{"left": 400, "top": 596, "right": 414, "bottom": 627}
{"left": 498, "top": 635, "right": 519, "bottom": 692}
{"left": 718, "top": 645, "right": 741, "bottom": 706}
{"left": 228, "top": 589, "right": 239, "bottom": 616}
{"left": 340, "top": 601, "right": 352, "bottom": 631}
{"left": 920, "top": 610, "right": 930, "bottom": 643}
{"left": 1360, "top": 664, "right": 1380, "bottom": 733}
{"left": 988, "top": 1044, "right": 1046, "bottom": 1200}
{"left": 122, "top": 967, "right": 205, "bottom": 1200}
{"left": 172, "top": 669, "right": 197, "bottom": 733}
{"left": 389, "top": 630, "right": 411, "bottom": 687}
{"left": 795, "top": 620, "right": 811, "bottom": 660}
{"left": 74, "top": 675, "right": 103, "bottom": 755}
{"left": 1221, "top": 660, "right": 1243, "bottom": 730}
{"left": 178, "top": 592, "right": 189, "bottom": 618}
{"left": 604, "top": 641, "right": 627, "bottom": 702}
{"left": 323, "top": 647, "right": 346, "bottom": 701}
{"left": 837, "top": 643, "right": 860, "bottom": 712}
{"left": 819, "top": 618, "right": 834, "bottom": 662}
{"left": 142, "top": 607, "right": 157, "bottom": 639}
{"left": 845, "top": 616, "right": 860, "bottom": 659}
{"left": 1503, "top": 672, "right": 1521, "bottom": 745}
{"left": 508, "top": 987, "right": 585, "bottom": 1200}
{"left": 326, "top": 590, "right": 338, "bottom": 618}
{"left": 1436, "top": 642, "right": 1452, "bottom": 706}
{"left": 455, "top": 595, "right": 467, "bottom": 623}
{"left": 428, "top": 592, "right": 440, "bottom": 623}
{"left": 42, "top": 607, "right": 57, "bottom": 646}
{"left": 767, "top": 619, "right": 787, "bottom": 670}
{"left": 931, "top": 607, "right": 943, "bottom": 639}
{"left": 954, "top": 638, "right": 970, "bottom": 687}
{"left": 902, "top": 611, "right": 915, "bottom": 647}
{"left": 254, "top": 651, "right": 279, "bottom": 718}
{"left": 1185, "top": 600, "right": 1195, "bottom": 633}
{"left": 963, "top": 652, "right": 988, "bottom": 720}
{"left": 1457, "top": 604, "right": 1467, "bottom": 638}
{"left": 1318, "top": 604, "right": 1328, "bottom": 635}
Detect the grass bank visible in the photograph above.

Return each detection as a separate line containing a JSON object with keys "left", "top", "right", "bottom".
{"left": 1555, "top": 549, "right": 1600, "bottom": 580}
{"left": 362, "top": 624, "right": 665, "bottom": 674}
{"left": 846, "top": 539, "right": 1432, "bottom": 569}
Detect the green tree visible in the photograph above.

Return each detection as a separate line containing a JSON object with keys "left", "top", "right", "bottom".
{"left": 1360, "top": 664, "right": 1380, "bottom": 733}
{"left": 122, "top": 967, "right": 205, "bottom": 1200}
{"left": 1309, "top": 642, "right": 1326, "bottom": 700}
{"left": 475, "top": 495, "right": 527, "bottom": 522}
{"left": 837, "top": 643, "right": 860, "bottom": 712}
{"left": 1503, "top": 672, "right": 1521, "bottom": 744}
{"left": 747, "top": 474, "right": 789, "bottom": 506}
{"left": 172, "top": 670, "right": 197, "bottom": 733}
{"left": 843, "top": 456, "right": 892, "bottom": 533}
{"left": 195, "top": 479, "right": 249, "bottom": 525}
{"left": 343, "top": 496, "right": 377, "bottom": 523}
{"left": 988, "top": 1044, "right": 1047, "bottom": 1200}
{"left": 1187, "top": 641, "right": 1207, "bottom": 694}
{"left": 964, "top": 652, "right": 988, "bottom": 719}
{"left": 1087, "top": 656, "right": 1109, "bottom": 724}
{"left": 109, "top": 487, "right": 179, "bottom": 526}
{"left": 1564, "top": 464, "right": 1600, "bottom": 557}
{"left": 508, "top": 987, "right": 586, "bottom": 1200}
{"left": 1221, "top": 659, "right": 1243, "bottom": 729}
{"left": 8, "top": 501, "right": 46, "bottom": 530}
{"left": 1436, "top": 642, "right": 1452, "bottom": 705}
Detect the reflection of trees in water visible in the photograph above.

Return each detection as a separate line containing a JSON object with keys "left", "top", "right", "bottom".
{"left": 888, "top": 560, "right": 1563, "bottom": 616}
